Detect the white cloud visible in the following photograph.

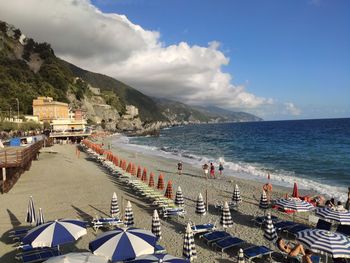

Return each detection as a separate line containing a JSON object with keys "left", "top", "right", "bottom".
{"left": 0, "top": 0, "right": 295, "bottom": 118}
{"left": 284, "top": 102, "right": 302, "bottom": 116}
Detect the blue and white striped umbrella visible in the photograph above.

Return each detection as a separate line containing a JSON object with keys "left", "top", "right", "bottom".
{"left": 124, "top": 201, "right": 134, "bottom": 227}
{"left": 232, "top": 184, "right": 242, "bottom": 204}
{"left": 220, "top": 201, "right": 233, "bottom": 229}
{"left": 316, "top": 207, "right": 350, "bottom": 225}
{"left": 89, "top": 227, "right": 157, "bottom": 262}
{"left": 44, "top": 252, "right": 109, "bottom": 263}
{"left": 110, "top": 192, "right": 120, "bottom": 218}
{"left": 127, "top": 253, "right": 189, "bottom": 262}
{"left": 259, "top": 190, "right": 269, "bottom": 210}
{"left": 238, "top": 248, "right": 245, "bottom": 263}
{"left": 175, "top": 186, "right": 184, "bottom": 207}
{"left": 151, "top": 210, "right": 161, "bottom": 240}
{"left": 296, "top": 229, "right": 350, "bottom": 258}
{"left": 26, "top": 196, "right": 36, "bottom": 225}
{"left": 195, "top": 193, "right": 206, "bottom": 216}
{"left": 36, "top": 208, "right": 45, "bottom": 226}
{"left": 275, "top": 198, "right": 315, "bottom": 212}
{"left": 22, "top": 219, "right": 87, "bottom": 248}
{"left": 263, "top": 213, "right": 278, "bottom": 242}
{"left": 183, "top": 223, "right": 197, "bottom": 262}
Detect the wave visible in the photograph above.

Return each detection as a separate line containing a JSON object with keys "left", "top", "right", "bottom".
{"left": 111, "top": 135, "right": 348, "bottom": 201}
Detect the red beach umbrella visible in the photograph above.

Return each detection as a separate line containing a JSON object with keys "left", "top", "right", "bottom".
{"left": 119, "top": 159, "right": 123, "bottom": 167}
{"left": 113, "top": 156, "right": 119, "bottom": 166}
{"left": 141, "top": 168, "right": 148, "bottom": 182}
{"left": 149, "top": 172, "right": 155, "bottom": 187}
{"left": 137, "top": 166, "right": 142, "bottom": 179}
{"left": 131, "top": 163, "right": 136, "bottom": 176}
{"left": 122, "top": 160, "right": 127, "bottom": 171}
{"left": 292, "top": 182, "right": 299, "bottom": 198}
{"left": 126, "top": 162, "right": 132, "bottom": 173}
{"left": 164, "top": 181, "right": 173, "bottom": 199}
{"left": 157, "top": 174, "right": 165, "bottom": 190}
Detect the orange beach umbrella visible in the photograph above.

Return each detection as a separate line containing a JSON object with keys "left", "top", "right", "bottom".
{"left": 149, "top": 172, "right": 155, "bottom": 187}
{"left": 137, "top": 166, "right": 142, "bottom": 179}
{"left": 164, "top": 181, "right": 173, "bottom": 199}
{"left": 141, "top": 168, "right": 148, "bottom": 182}
{"left": 157, "top": 174, "right": 165, "bottom": 190}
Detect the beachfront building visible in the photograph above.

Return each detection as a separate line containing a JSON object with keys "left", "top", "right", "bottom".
{"left": 33, "top": 96, "right": 69, "bottom": 122}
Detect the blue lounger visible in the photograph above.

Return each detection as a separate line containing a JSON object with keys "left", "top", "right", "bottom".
{"left": 287, "top": 224, "right": 310, "bottom": 237}
{"left": 19, "top": 250, "right": 61, "bottom": 263}
{"left": 200, "top": 231, "right": 230, "bottom": 244}
{"left": 214, "top": 236, "right": 245, "bottom": 252}
{"left": 336, "top": 224, "right": 350, "bottom": 236}
{"left": 9, "top": 228, "right": 30, "bottom": 236}
{"left": 154, "top": 244, "right": 166, "bottom": 254}
{"left": 191, "top": 223, "right": 215, "bottom": 235}
{"left": 316, "top": 219, "right": 332, "bottom": 231}
{"left": 274, "top": 220, "right": 298, "bottom": 231}
{"left": 243, "top": 245, "right": 273, "bottom": 261}
{"left": 253, "top": 215, "right": 280, "bottom": 227}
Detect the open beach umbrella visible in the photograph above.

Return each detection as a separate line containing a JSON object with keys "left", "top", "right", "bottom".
{"left": 26, "top": 196, "right": 36, "bottom": 225}
{"left": 259, "top": 190, "right": 269, "bottom": 215}
{"left": 296, "top": 229, "right": 350, "bottom": 260}
{"left": 275, "top": 198, "right": 314, "bottom": 212}
{"left": 263, "top": 213, "right": 278, "bottom": 243}
{"left": 220, "top": 201, "right": 233, "bottom": 229}
{"left": 164, "top": 181, "right": 173, "bottom": 199}
{"left": 44, "top": 252, "right": 108, "bottom": 263}
{"left": 137, "top": 166, "right": 142, "bottom": 178}
{"left": 238, "top": 248, "right": 245, "bottom": 263}
{"left": 22, "top": 219, "right": 87, "bottom": 248}
{"left": 232, "top": 184, "right": 242, "bottom": 205}
{"left": 157, "top": 174, "right": 165, "bottom": 190}
{"left": 292, "top": 182, "right": 299, "bottom": 198}
{"left": 141, "top": 168, "right": 148, "bottom": 182}
{"left": 124, "top": 201, "right": 134, "bottom": 227}
{"left": 110, "top": 192, "right": 120, "bottom": 218}
{"left": 127, "top": 253, "right": 189, "bottom": 263}
{"left": 316, "top": 207, "right": 350, "bottom": 225}
{"left": 89, "top": 227, "right": 157, "bottom": 262}
{"left": 195, "top": 193, "right": 206, "bottom": 216}
{"left": 149, "top": 172, "right": 155, "bottom": 187}
{"left": 151, "top": 210, "right": 161, "bottom": 240}
{"left": 183, "top": 223, "right": 197, "bottom": 262}
{"left": 175, "top": 186, "right": 185, "bottom": 207}
{"left": 36, "top": 208, "right": 45, "bottom": 226}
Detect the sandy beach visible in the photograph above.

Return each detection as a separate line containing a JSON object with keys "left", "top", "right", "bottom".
{"left": 0, "top": 140, "right": 314, "bottom": 263}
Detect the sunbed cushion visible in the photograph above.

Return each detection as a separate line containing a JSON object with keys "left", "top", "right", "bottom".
{"left": 287, "top": 224, "right": 310, "bottom": 235}
{"left": 201, "top": 231, "right": 230, "bottom": 242}
{"left": 192, "top": 223, "right": 214, "bottom": 231}
{"left": 243, "top": 245, "right": 272, "bottom": 259}
{"left": 274, "top": 220, "right": 297, "bottom": 231}
{"left": 215, "top": 236, "right": 244, "bottom": 249}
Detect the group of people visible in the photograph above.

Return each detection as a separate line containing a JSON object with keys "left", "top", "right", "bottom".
{"left": 176, "top": 161, "right": 224, "bottom": 179}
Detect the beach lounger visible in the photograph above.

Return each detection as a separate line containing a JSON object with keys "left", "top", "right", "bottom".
{"left": 274, "top": 220, "right": 298, "bottom": 232}
{"left": 9, "top": 228, "right": 31, "bottom": 237}
{"left": 243, "top": 245, "right": 273, "bottom": 262}
{"left": 214, "top": 236, "right": 245, "bottom": 252}
{"left": 154, "top": 244, "right": 167, "bottom": 254}
{"left": 200, "top": 231, "right": 230, "bottom": 244}
{"left": 315, "top": 219, "right": 332, "bottom": 231}
{"left": 16, "top": 248, "right": 61, "bottom": 263}
{"left": 191, "top": 223, "right": 216, "bottom": 235}
{"left": 162, "top": 207, "right": 186, "bottom": 218}
{"left": 92, "top": 217, "right": 124, "bottom": 230}
{"left": 336, "top": 224, "right": 350, "bottom": 236}
{"left": 286, "top": 224, "right": 310, "bottom": 238}
{"left": 252, "top": 215, "right": 280, "bottom": 227}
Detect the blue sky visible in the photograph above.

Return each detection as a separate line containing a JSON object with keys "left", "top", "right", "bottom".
{"left": 91, "top": 0, "right": 350, "bottom": 119}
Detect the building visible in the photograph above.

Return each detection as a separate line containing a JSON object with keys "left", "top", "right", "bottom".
{"left": 32, "top": 97, "right": 69, "bottom": 122}
{"left": 123, "top": 105, "right": 139, "bottom": 120}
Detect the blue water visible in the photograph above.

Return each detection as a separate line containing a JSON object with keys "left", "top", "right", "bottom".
{"left": 118, "top": 118, "right": 350, "bottom": 200}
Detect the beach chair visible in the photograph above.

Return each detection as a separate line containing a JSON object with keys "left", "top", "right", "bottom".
{"left": 252, "top": 215, "right": 280, "bottom": 227}
{"left": 162, "top": 207, "right": 186, "bottom": 219}
{"left": 9, "top": 228, "right": 31, "bottom": 242}
{"left": 315, "top": 219, "right": 332, "bottom": 231}
{"left": 274, "top": 220, "right": 298, "bottom": 232}
{"left": 154, "top": 244, "right": 167, "bottom": 254}
{"left": 242, "top": 245, "right": 273, "bottom": 262}
{"left": 92, "top": 217, "right": 124, "bottom": 231}
{"left": 191, "top": 223, "right": 216, "bottom": 235}
{"left": 200, "top": 231, "right": 230, "bottom": 244}
{"left": 16, "top": 248, "right": 61, "bottom": 263}
{"left": 336, "top": 224, "right": 350, "bottom": 236}
{"left": 286, "top": 224, "right": 310, "bottom": 238}
{"left": 213, "top": 236, "right": 245, "bottom": 252}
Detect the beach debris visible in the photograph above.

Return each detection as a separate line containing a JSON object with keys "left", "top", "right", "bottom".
{"left": 110, "top": 192, "right": 120, "bottom": 218}
{"left": 195, "top": 193, "right": 206, "bottom": 216}
{"left": 175, "top": 186, "right": 185, "bottom": 207}
{"left": 157, "top": 173, "right": 165, "bottom": 190}
{"left": 124, "top": 201, "right": 134, "bottom": 227}
{"left": 164, "top": 181, "right": 173, "bottom": 199}
{"left": 89, "top": 227, "right": 157, "bottom": 262}
{"left": 263, "top": 213, "right": 277, "bottom": 242}
{"left": 36, "top": 208, "right": 45, "bottom": 226}
{"left": 220, "top": 201, "right": 233, "bottom": 229}
{"left": 137, "top": 166, "right": 142, "bottom": 178}
{"left": 183, "top": 222, "right": 197, "bottom": 261}
{"left": 152, "top": 209, "right": 162, "bottom": 240}
{"left": 141, "top": 168, "right": 148, "bottom": 182}
{"left": 25, "top": 196, "right": 36, "bottom": 225}
{"left": 149, "top": 172, "right": 155, "bottom": 187}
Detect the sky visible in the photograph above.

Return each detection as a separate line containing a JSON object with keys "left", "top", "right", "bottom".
{"left": 0, "top": 0, "right": 349, "bottom": 120}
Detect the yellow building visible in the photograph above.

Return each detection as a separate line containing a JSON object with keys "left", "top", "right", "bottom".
{"left": 32, "top": 97, "right": 69, "bottom": 121}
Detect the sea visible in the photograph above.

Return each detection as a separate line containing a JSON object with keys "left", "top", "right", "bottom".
{"left": 111, "top": 118, "right": 350, "bottom": 201}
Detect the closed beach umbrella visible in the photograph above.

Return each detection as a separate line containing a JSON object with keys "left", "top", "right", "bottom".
{"left": 137, "top": 166, "right": 142, "bottom": 178}
{"left": 263, "top": 213, "right": 278, "bottom": 242}
{"left": 127, "top": 253, "right": 189, "bottom": 263}
{"left": 151, "top": 210, "right": 161, "bottom": 240}
{"left": 238, "top": 248, "right": 245, "bottom": 263}
{"left": 292, "top": 182, "right": 299, "bottom": 198}
{"left": 124, "top": 201, "right": 134, "bottom": 227}
{"left": 157, "top": 174, "right": 165, "bottom": 190}
{"left": 26, "top": 196, "right": 36, "bottom": 225}
{"left": 119, "top": 159, "right": 123, "bottom": 168}
{"left": 316, "top": 207, "right": 350, "bottom": 225}
{"left": 195, "top": 193, "right": 206, "bottom": 216}
{"left": 113, "top": 156, "right": 119, "bottom": 167}
{"left": 44, "top": 252, "right": 108, "bottom": 263}
{"left": 220, "top": 201, "right": 233, "bottom": 229}
{"left": 183, "top": 223, "right": 197, "bottom": 262}
{"left": 232, "top": 184, "right": 242, "bottom": 205}
{"left": 296, "top": 229, "right": 350, "bottom": 259}
{"left": 89, "top": 227, "right": 157, "bottom": 262}
{"left": 164, "top": 181, "right": 173, "bottom": 199}
{"left": 175, "top": 186, "right": 185, "bottom": 207}
{"left": 131, "top": 163, "right": 136, "bottom": 176}
{"left": 141, "top": 168, "right": 148, "bottom": 182}
{"left": 36, "top": 208, "right": 45, "bottom": 226}
{"left": 122, "top": 160, "right": 127, "bottom": 171}
{"left": 110, "top": 192, "right": 120, "bottom": 218}
{"left": 126, "top": 162, "right": 132, "bottom": 173}
{"left": 149, "top": 172, "right": 155, "bottom": 187}
{"left": 22, "top": 219, "right": 87, "bottom": 248}
{"left": 259, "top": 190, "right": 269, "bottom": 215}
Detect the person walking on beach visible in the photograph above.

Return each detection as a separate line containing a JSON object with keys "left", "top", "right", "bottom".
{"left": 202, "top": 163, "right": 209, "bottom": 179}
{"left": 177, "top": 161, "right": 183, "bottom": 175}
{"left": 218, "top": 162, "right": 224, "bottom": 175}
{"left": 210, "top": 163, "right": 215, "bottom": 179}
